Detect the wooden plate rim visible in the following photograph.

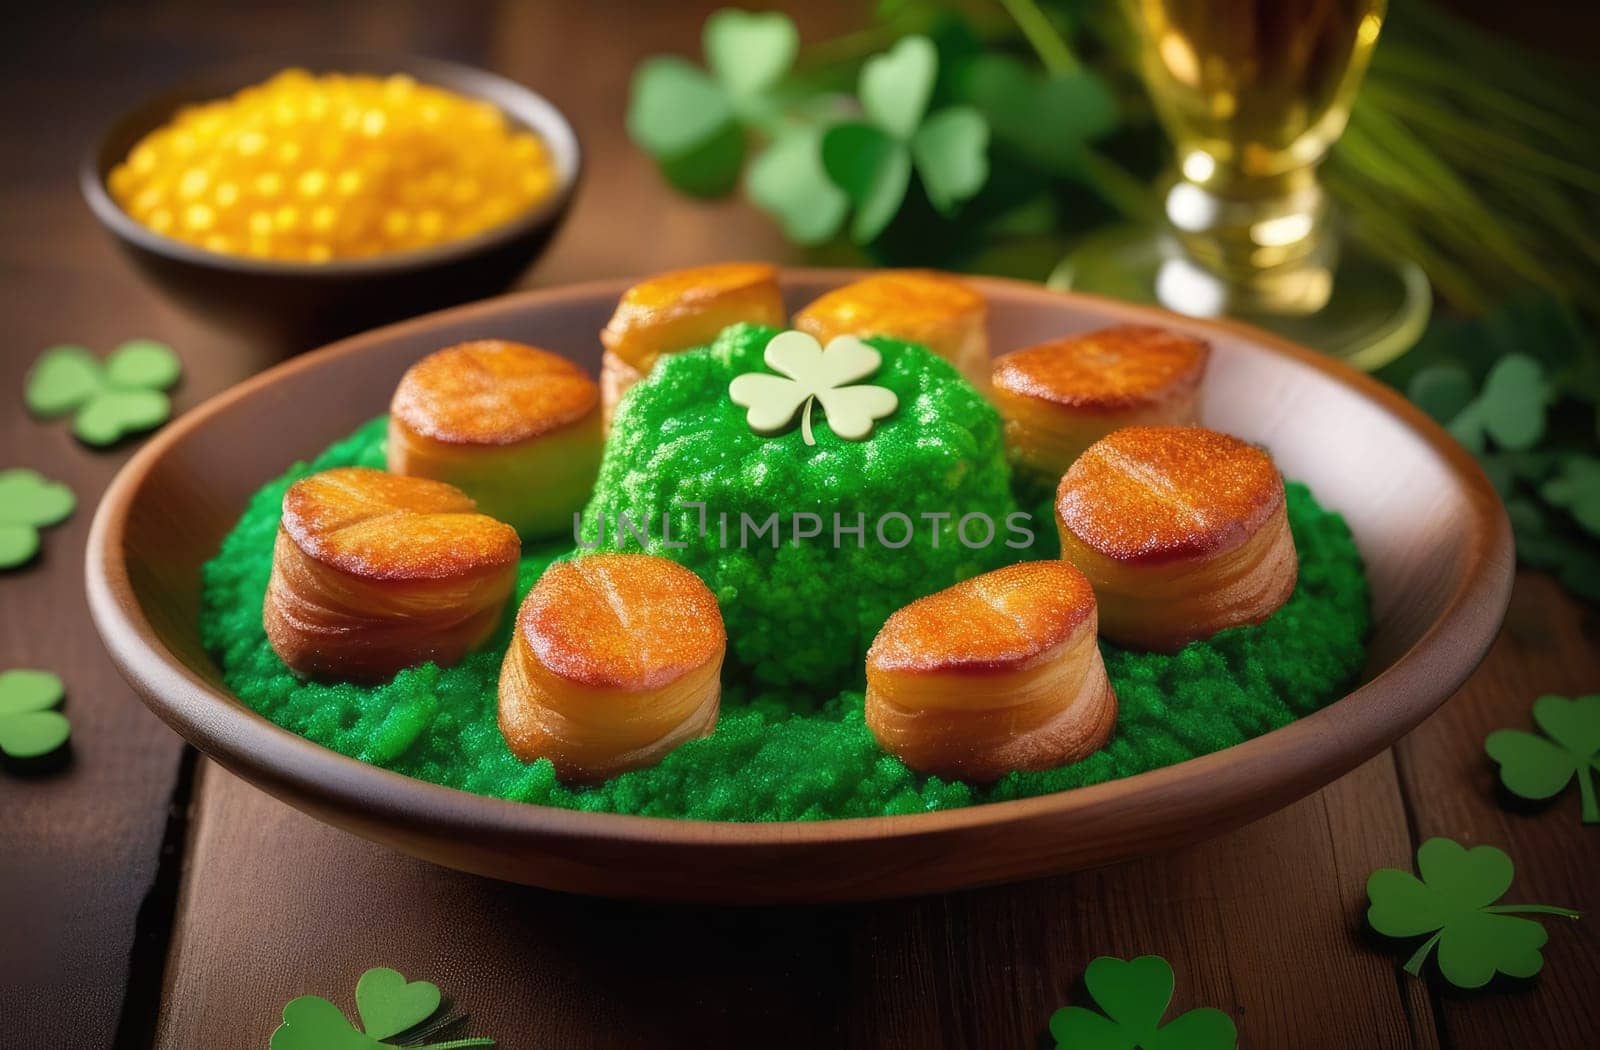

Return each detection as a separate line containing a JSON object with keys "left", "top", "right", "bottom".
{"left": 85, "top": 269, "right": 1515, "bottom": 851}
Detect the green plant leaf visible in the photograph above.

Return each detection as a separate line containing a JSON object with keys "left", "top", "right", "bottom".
{"left": 104, "top": 339, "right": 181, "bottom": 390}
{"left": 910, "top": 105, "right": 988, "bottom": 214}
{"left": 1447, "top": 400, "right": 1486, "bottom": 453}
{"left": 355, "top": 966, "right": 441, "bottom": 1041}
{"left": 821, "top": 122, "right": 911, "bottom": 243}
{"left": 0, "top": 669, "right": 70, "bottom": 760}
{"left": 1479, "top": 353, "right": 1547, "bottom": 450}
{"left": 1048, "top": 955, "right": 1237, "bottom": 1050}
{"left": 747, "top": 128, "right": 849, "bottom": 244}
{"left": 1408, "top": 364, "right": 1476, "bottom": 424}
{"left": 656, "top": 121, "right": 747, "bottom": 197}
{"left": 859, "top": 35, "right": 937, "bottom": 140}
{"left": 627, "top": 56, "right": 738, "bottom": 159}
{"left": 1366, "top": 837, "right": 1581, "bottom": 988}
{"left": 1541, "top": 455, "right": 1600, "bottom": 535}
{"left": 25, "top": 346, "right": 101, "bottom": 417}
{"left": 960, "top": 55, "right": 1117, "bottom": 175}
{"left": 703, "top": 9, "right": 798, "bottom": 100}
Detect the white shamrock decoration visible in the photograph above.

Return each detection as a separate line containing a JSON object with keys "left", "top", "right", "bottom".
{"left": 729, "top": 331, "right": 899, "bottom": 446}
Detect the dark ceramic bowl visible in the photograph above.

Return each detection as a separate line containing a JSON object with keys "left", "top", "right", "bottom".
{"left": 86, "top": 272, "right": 1514, "bottom": 903}
{"left": 81, "top": 54, "right": 580, "bottom": 352}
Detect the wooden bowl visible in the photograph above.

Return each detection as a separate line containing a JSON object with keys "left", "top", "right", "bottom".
{"left": 80, "top": 54, "right": 580, "bottom": 352}
{"left": 85, "top": 272, "right": 1513, "bottom": 903}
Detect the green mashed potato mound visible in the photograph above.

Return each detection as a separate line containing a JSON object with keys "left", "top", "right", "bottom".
{"left": 200, "top": 331, "right": 1371, "bottom": 822}
{"left": 581, "top": 324, "right": 1019, "bottom": 689}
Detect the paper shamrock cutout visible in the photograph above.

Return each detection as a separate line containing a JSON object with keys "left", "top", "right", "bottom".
{"left": 1366, "top": 837, "right": 1580, "bottom": 989}
{"left": 627, "top": 9, "right": 798, "bottom": 197}
{"left": 0, "top": 669, "right": 71, "bottom": 760}
{"left": 1486, "top": 694, "right": 1600, "bottom": 823}
{"left": 729, "top": 331, "right": 898, "bottom": 446}
{"left": 356, "top": 967, "right": 442, "bottom": 1041}
{"left": 269, "top": 966, "right": 493, "bottom": 1049}
{"left": 0, "top": 469, "right": 75, "bottom": 569}
{"left": 1049, "top": 955, "right": 1237, "bottom": 1050}
{"left": 25, "top": 340, "right": 181, "bottom": 446}
{"left": 821, "top": 36, "right": 990, "bottom": 242}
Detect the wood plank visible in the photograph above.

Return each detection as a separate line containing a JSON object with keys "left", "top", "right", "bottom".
{"left": 0, "top": 3, "right": 511, "bottom": 1045}
{"left": 158, "top": 753, "right": 1432, "bottom": 1049}
{"left": 0, "top": 17, "right": 225, "bottom": 1049}
{"left": 1393, "top": 573, "right": 1600, "bottom": 1048}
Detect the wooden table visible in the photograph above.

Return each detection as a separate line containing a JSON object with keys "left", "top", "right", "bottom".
{"left": 2, "top": 3, "right": 1595, "bottom": 1047}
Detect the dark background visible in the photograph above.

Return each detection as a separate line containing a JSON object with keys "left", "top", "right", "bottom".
{"left": 1, "top": 3, "right": 1595, "bottom": 1048}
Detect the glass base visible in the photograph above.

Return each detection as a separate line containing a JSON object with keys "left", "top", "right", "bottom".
{"left": 1049, "top": 226, "right": 1432, "bottom": 372}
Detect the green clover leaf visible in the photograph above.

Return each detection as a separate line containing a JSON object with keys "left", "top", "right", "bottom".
{"left": 1407, "top": 364, "right": 1477, "bottom": 426}
{"left": 959, "top": 53, "right": 1117, "bottom": 176}
{"left": 26, "top": 340, "right": 182, "bottom": 446}
{"left": 747, "top": 126, "right": 849, "bottom": 244}
{"left": 860, "top": 35, "right": 937, "bottom": 140}
{"left": 911, "top": 107, "right": 990, "bottom": 213}
{"left": 1366, "top": 837, "right": 1580, "bottom": 989}
{"left": 1487, "top": 694, "right": 1600, "bottom": 823}
{"left": 822, "top": 122, "right": 913, "bottom": 243}
{"left": 269, "top": 966, "right": 494, "bottom": 1050}
{"left": 821, "top": 35, "right": 990, "bottom": 242}
{"left": 704, "top": 8, "right": 798, "bottom": 103}
{"left": 626, "top": 9, "right": 799, "bottom": 198}
{"left": 0, "top": 469, "right": 76, "bottom": 570}
{"left": 1478, "top": 353, "right": 1548, "bottom": 451}
{"left": 0, "top": 669, "right": 71, "bottom": 760}
{"left": 1541, "top": 455, "right": 1600, "bottom": 536}
{"left": 1049, "top": 955, "right": 1237, "bottom": 1050}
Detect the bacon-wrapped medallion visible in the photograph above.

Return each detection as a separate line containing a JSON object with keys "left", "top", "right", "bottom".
{"left": 794, "top": 270, "right": 989, "bottom": 389}
{"left": 265, "top": 467, "right": 520, "bottom": 680}
{"left": 499, "top": 554, "right": 726, "bottom": 781}
{"left": 1055, "top": 426, "right": 1297, "bottom": 651}
{"left": 599, "top": 262, "right": 786, "bottom": 423}
{"left": 388, "top": 340, "right": 601, "bottom": 539}
{"left": 865, "top": 560, "right": 1117, "bottom": 782}
{"left": 991, "top": 325, "right": 1209, "bottom": 479}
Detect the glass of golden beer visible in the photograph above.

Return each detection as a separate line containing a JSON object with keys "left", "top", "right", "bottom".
{"left": 1056, "top": 0, "right": 1429, "bottom": 369}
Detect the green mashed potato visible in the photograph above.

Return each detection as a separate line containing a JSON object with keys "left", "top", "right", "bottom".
{"left": 200, "top": 328, "right": 1371, "bottom": 821}
{"left": 583, "top": 324, "right": 1018, "bottom": 689}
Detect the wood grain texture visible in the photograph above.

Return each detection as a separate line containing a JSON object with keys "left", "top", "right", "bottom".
{"left": 158, "top": 753, "right": 1438, "bottom": 1049}
{"left": 0, "top": 11, "right": 228, "bottom": 1050}
{"left": 1394, "top": 573, "right": 1600, "bottom": 1049}
{"left": 1, "top": 1, "right": 1596, "bottom": 1048}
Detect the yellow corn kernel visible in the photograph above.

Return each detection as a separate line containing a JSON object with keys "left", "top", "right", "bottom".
{"left": 107, "top": 69, "right": 558, "bottom": 262}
